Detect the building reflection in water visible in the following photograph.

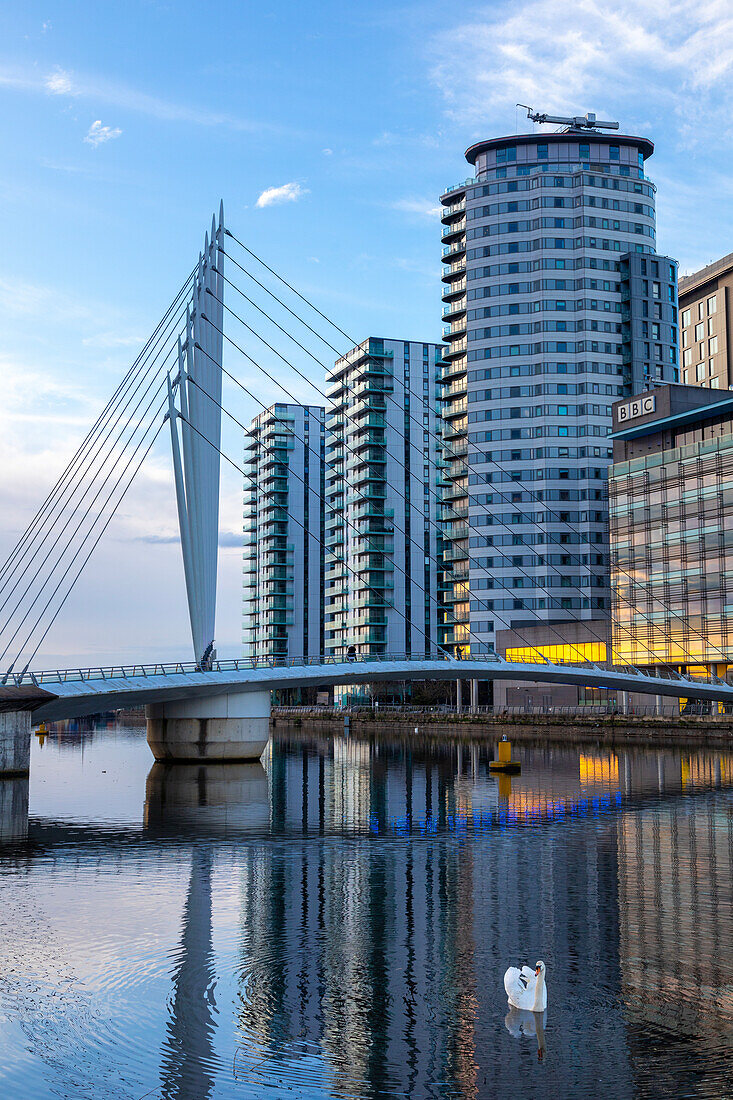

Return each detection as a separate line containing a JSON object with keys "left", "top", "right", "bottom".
{"left": 144, "top": 762, "right": 269, "bottom": 1100}
{"left": 617, "top": 756, "right": 733, "bottom": 1096}
{"left": 138, "top": 738, "right": 730, "bottom": 1099}
{"left": 232, "top": 736, "right": 732, "bottom": 1098}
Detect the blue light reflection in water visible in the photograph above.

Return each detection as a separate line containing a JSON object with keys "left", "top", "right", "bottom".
{"left": 0, "top": 721, "right": 730, "bottom": 1099}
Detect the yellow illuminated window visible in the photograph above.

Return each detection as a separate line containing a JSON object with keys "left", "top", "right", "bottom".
{"left": 505, "top": 642, "right": 607, "bottom": 665}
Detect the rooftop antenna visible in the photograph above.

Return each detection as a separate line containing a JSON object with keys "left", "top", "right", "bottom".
{"left": 517, "top": 105, "right": 619, "bottom": 131}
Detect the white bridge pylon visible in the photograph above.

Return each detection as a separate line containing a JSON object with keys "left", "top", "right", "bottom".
{"left": 167, "top": 204, "right": 224, "bottom": 668}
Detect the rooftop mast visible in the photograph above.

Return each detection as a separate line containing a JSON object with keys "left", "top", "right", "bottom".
{"left": 517, "top": 105, "right": 619, "bottom": 131}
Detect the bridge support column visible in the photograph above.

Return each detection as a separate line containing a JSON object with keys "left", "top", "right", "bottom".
{"left": 0, "top": 711, "right": 31, "bottom": 776}
{"left": 146, "top": 690, "right": 270, "bottom": 763}
{"left": 456, "top": 680, "right": 463, "bottom": 715}
{"left": 470, "top": 679, "right": 479, "bottom": 715}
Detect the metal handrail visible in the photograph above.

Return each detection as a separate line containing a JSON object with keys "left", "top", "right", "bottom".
{"left": 5, "top": 649, "right": 731, "bottom": 694}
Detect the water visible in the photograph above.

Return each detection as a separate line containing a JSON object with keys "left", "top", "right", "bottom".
{"left": 0, "top": 721, "right": 731, "bottom": 1100}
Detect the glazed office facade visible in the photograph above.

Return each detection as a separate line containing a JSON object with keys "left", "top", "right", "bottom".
{"left": 324, "top": 338, "right": 443, "bottom": 659}
{"left": 242, "top": 404, "right": 325, "bottom": 660}
{"left": 610, "top": 387, "right": 733, "bottom": 676}
{"left": 440, "top": 129, "right": 679, "bottom": 660}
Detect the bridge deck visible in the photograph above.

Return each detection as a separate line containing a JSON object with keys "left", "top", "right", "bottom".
{"left": 1, "top": 655, "right": 731, "bottom": 721}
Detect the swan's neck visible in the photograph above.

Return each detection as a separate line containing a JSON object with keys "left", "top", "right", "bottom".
{"left": 532, "top": 971, "right": 545, "bottom": 1009}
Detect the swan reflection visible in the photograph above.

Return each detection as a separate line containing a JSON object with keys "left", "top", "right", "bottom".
{"left": 505, "top": 1006, "right": 548, "bottom": 1061}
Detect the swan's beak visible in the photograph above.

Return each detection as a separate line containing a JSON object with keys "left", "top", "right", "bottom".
{"left": 535, "top": 966, "right": 541, "bottom": 975}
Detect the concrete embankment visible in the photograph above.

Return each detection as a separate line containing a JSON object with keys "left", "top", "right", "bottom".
{"left": 271, "top": 711, "right": 733, "bottom": 749}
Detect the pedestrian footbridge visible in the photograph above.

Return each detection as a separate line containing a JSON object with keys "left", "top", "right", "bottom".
{"left": 5, "top": 652, "right": 732, "bottom": 722}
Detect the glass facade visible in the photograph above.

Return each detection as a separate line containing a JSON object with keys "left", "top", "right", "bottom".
{"left": 610, "top": 431, "right": 733, "bottom": 671}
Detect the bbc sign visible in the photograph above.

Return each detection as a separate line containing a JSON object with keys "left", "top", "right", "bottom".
{"left": 617, "top": 395, "right": 656, "bottom": 423}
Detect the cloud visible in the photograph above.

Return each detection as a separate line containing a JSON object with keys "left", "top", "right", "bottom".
{"left": 392, "top": 197, "right": 442, "bottom": 218}
{"left": 41, "top": 21, "right": 52, "bottom": 33}
{"left": 81, "top": 331, "right": 144, "bottom": 348}
{"left": 322, "top": 147, "right": 333, "bottom": 155}
{"left": 45, "top": 67, "right": 74, "bottom": 95}
{"left": 0, "top": 63, "right": 284, "bottom": 135}
{"left": 256, "top": 181, "right": 308, "bottom": 208}
{"left": 428, "top": 0, "right": 733, "bottom": 139}
{"left": 84, "top": 119, "right": 122, "bottom": 146}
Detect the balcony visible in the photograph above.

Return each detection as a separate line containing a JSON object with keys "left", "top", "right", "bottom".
{"left": 354, "top": 412, "right": 386, "bottom": 431}
{"left": 442, "top": 278, "right": 466, "bottom": 301}
{"left": 352, "top": 378, "right": 394, "bottom": 400}
{"left": 443, "top": 318, "right": 467, "bottom": 339}
{"left": 353, "top": 627, "right": 388, "bottom": 644}
{"left": 441, "top": 219, "right": 466, "bottom": 242}
{"left": 353, "top": 429, "right": 386, "bottom": 451}
{"left": 442, "top": 397, "right": 467, "bottom": 419}
{"left": 441, "top": 197, "right": 466, "bottom": 221}
{"left": 441, "top": 261, "right": 466, "bottom": 283}
{"left": 442, "top": 241, "right": 467, "bottom": 260}
{"left": 352, "top": 395, "right": 387, "bottom": 419}
{"left": 442, "top": 299, "right": 467, "bottom": 321}
{"left": 441, "top": 180, "right": 474, "bottom": 200}
{"left": 351, "top": 465, "right": 387, "bottom": 487}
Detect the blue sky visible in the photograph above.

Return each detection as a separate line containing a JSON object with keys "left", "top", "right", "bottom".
{"left": 1, "top": 0, "right": 732, "bottom": 665}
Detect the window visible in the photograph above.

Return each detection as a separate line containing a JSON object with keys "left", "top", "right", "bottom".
{"left": 537, "top": 144, "right": 548, "bottom": 159}
{"left": 695, "top": 322, "right": 705, "bottom": 341}
{"left": 696, "top": 362, "right": 705, "bottom": 381}
{"left": 579, "top": 144, "right": 589, "bottom": 160}
{"left": 708, "top": 295, "right": 717, "bottom": 313}
{"left": 609, "top": 145, "right": 620, "bottom": 160}
{"left": 681, "top": 308, "right": 691, "bottom": 327}
{"left": 709, "top": 335, "right": 719, "bottom": 354}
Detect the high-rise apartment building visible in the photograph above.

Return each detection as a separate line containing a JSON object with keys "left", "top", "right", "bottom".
{"left": 679, "top": 252, "right": 733, "bottom": 389}
{"left": 242, "top": 403, "right": 325, "bottom": 660}
{"left": 323, "top": 337, "right": 444, "bottom": 659}
{"left": 439, "top": 122, "right": 679, "bottom": 666}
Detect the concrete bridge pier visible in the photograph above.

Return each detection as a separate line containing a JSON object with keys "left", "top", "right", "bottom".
{"left": 146, "top": 690, "right": 270, "bottom": 763}
{"left": 0, "top": 711, "right": 31, "bottom": 776}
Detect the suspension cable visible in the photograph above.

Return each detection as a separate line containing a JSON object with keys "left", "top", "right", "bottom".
{"left": 193, "top": 331, "right": 661, "bottom": 669}
{"left": 0, "top": 383, "right": 169, "bottom": 669}
{"left": 221, "top": 233, "right": 730, "bottom": 669}
{"left": 0, "top": 265, "right": 195, "bottom": 583}
{"left": 0, "top": 282, "right": 193, "bottom": 606}
{"left": 14, "top": 420, "right": 167, "bottom": 676}
{"left": 202, "top": 292, "right": 673, "bottom": 671}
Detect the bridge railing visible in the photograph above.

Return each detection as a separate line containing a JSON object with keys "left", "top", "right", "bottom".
{"left": 12, "top": 650, "right": 501, "bottom": 686}
{"left": 7, "top": 650, "right": 730, "bottom": 694}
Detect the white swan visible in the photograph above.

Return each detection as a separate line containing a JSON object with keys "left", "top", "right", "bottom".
{"left": 504, "top": 960, "right": 547, "bottom": 1011}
